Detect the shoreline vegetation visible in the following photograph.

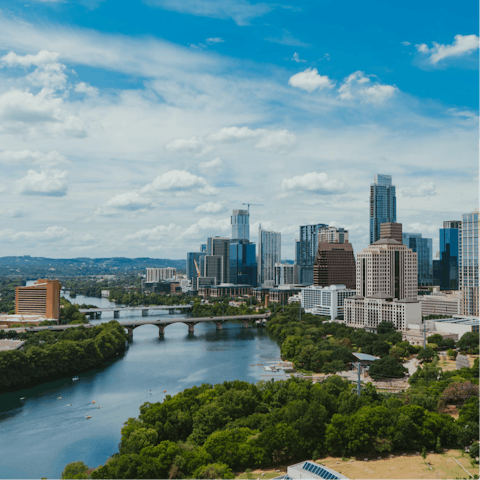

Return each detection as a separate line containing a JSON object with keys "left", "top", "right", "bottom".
{"left": 0, "top": 321, "right": 128, "bottom": 392}
{"left": 60, "top": 306, "right": 479, "bottom": 479}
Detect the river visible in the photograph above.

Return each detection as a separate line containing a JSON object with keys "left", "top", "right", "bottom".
{"left": 0, "top": 292, "right": 285, "bottom": 479}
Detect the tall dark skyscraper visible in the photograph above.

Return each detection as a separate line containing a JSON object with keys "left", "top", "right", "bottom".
{"left": 370, "top": 174, "right": 396, "bottom": 244}
{"left": 433, "top": 221, "right": 460, "bottom": 290}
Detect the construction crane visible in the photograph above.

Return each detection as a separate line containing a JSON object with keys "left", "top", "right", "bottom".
{"left": 193, "top": 259, "right": 201, "bottom": 277}
{"left": 242, "top": 203, "right": 263, "bottom": 215}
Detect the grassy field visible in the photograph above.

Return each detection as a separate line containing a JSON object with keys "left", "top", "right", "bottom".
{"left": 235, "top": 450, "right": 479, "bottom": 479}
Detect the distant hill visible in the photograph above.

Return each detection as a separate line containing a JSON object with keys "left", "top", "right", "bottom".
{"left": 0, "top": 256, "right": 186, "bottom": 277}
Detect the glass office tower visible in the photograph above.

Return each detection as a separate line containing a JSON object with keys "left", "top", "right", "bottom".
{"left": 231, "top": 209, "right": 249, "bottom": 241}
{"left": 433, "top": 221, "right": 460, "bottom": 290}
{"left": 298, "top": 223, "right": 328, "bottom": 284}
{"left": 258, "top": 227, "right": 281, "bottom": 286}
{"left": 370, "top": 174, "right": 396, "bottom": 244}
{"left": 229, "top": 241, "right": 257, "bottom": 286}
{"left": 460, "top": 210, "right": 479, "bottom": 316}
{"left": 186, "top": 252, "right": 207, "bottom": 288}
{"left": 402, "top": 232, "right": 433, "bottom": 286}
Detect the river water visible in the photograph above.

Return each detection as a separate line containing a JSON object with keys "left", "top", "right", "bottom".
{"left": 0, "top": 293, "right": 285, "bottom": 479}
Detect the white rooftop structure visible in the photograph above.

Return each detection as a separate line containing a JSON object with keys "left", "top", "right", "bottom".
{"left": 274, "top": 460, "right": 348, "bottom": 480}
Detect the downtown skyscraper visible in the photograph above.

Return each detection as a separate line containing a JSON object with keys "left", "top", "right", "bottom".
{"left": 370, "top": 174, "right": 396, "bottom": 244}
{"left": 460, "top": 210, "right": 479, "bottom": 316}
{"left": 257, "top": 226, "right": 281, "bottom": 287}
{"left": 298, "top": 223, "right": 328, "bottom": 284}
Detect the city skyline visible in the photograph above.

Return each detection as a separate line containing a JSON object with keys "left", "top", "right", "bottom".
{"left": 0, "top": 1, "right": 477, "bottom": 260}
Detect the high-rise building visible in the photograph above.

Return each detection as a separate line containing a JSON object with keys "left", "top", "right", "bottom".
{"left": 186, "top": 252, "right": 207, "bottom": 288}
{"left": 204, "top": 255, "right": 224, "bottom": 283}
{"left": 207, "top": 237, "right": 230, "bottom": 285}
{"left": 229, "top": 241, "right": 257, "bottom": 286}
{"left": 231, "top": 209, "right": 249, "bottom": 241}
{"left": 200, "top": 243, "right": 207, "bottom": 253}
{"left": 15, "top": 279, "right": 62, "bottom": 320}
{"left": 275, "top": 263, "right": 298, "bottom": 285}
{"left": 370, "top": 174, "right": 396, "bottom": 244}
{"left": 313, "top": 243, "right": 356, "bottom": 289}
{"left": 146, "top": 268, "right": 176, "bottom": 282}
{"left": 298, "top": 223, "right": 328, "bottom": 284}
{"left": 433, "top": 221, "right": 460, "bottom": 290}
{"left": 257, "top": 227, "right": 281, "bottom": 286}
{"left": 380, "top": 222, "right": 403, "bottom": 244}
{"left": 402, "top": 233, "right": 433, "bottom": 286}
{"left": 460, "top": 210, "right": 479, "bottom": 316}
{"left": 318, "top": 226, "right": 349, "bottom": 244}
{"left": 356, "top": 238, "right": 417, "bottom": 300}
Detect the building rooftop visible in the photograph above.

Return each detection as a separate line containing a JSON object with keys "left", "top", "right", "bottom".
{"left": 352, "top": 352, "right": 380, "bottom": 362}
{"left": 372, "top": 238, "right": 401, "bottom": 245}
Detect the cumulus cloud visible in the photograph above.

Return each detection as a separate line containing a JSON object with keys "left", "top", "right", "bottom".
{"left": 402, "top": 181, "right": 437, "bottom": 197}
{"left": 182, "top": 216, "right": 231, "bottom": 238}
{"left": 415, "top": 34, "right": 479, "bottom": 64}
{"left": 199, "top": 157, "right": 222, "bottom": 169}
{"left": 169, "top": 126, "right": 296, "bottom": 156}
{"left": 401, "top": 41, "right": 412, "bottom": 46}
{"left": 281, "top": 172, "right": 344, "bottom": 194}
{"left": 98, "top": 170, "right": 218, "bottom": 216}
{"left": 74, "top": 82, "right": 99, "bottom": 96}
{"left": 1, "top": 50, "right": 67, "bottom": 90}
{"left": 0, "top": 226, "right": 69, "bottom": 241}
{"left": 125, "top": 223, "right": 182, "bottom": 241}
{"left": 195, "top": 201, "right": 226, "bottom": 213}
{"left": 0, "top": 150, "right": 68, "bottom": 167}
{"left": 15, "top": 169, "right": 68, "bottom": 196}
{"left": 289, "top": 52, "right": 306, "bottom": 63}
{"left": 338, "top": 70, "right": 397, "bottom": 103}
{"left": 166, "top": 137, "right": 213, "bottom": 155}
{"left": 288, "top": 68, "right": 334, "bottom": 92}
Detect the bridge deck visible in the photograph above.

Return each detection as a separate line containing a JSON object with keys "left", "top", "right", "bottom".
{"left": 79, "top": 304, "right": 192, "bottom": 313}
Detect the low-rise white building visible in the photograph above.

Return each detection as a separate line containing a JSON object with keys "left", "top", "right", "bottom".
{"left": 146, "top": 267, "right": 176, "bottom": 282}
{"left": 344, "top": 294, "right": 422, "bottom": 331}
{"left": 301, "top": 284, "right": 356, "bottom": 319}
{"left": 418, "top": 288, "right": 461, "bottom": 317}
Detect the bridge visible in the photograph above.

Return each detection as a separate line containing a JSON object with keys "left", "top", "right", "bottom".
{"left": 119, "top": 314, "right": 269, "bottom": 335}
{"left": 79, "top": 304, "right": 193, "bottom": 319}
{"left": 22, "top": 314, "right": 269, "bottom": 335}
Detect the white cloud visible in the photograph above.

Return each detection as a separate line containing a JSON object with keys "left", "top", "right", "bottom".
{"left": 125, "top": 223, "right": 182, "bottom": 241}
{"left": 401, "top": 41, "right": 411, "bottom": 46}
{"left": 402, "top": 181, "right": 437, "bottom": 198}
{"left": 74, "top": 82, "right": 99, "bottom": 96}
{"left": 166, "top": 137, "right": 213, "bottom": 155}
{"left": 1, "top": 50, "right": 68, "bottom": 90}
{"left": 290, "top": 52, "right": 306, "bottom": 63}
{"left": 0, "top": 150, "right": 68, "bottom": 167}
{"left": 338, "top": 70, "right": 397, "bottom": 103}
{"left": 170, "top": 126, "right": 296, "bottom": 156}
{"left": 360, "top": 84, "right": 398, "bottom": 103}
{"left": 415, "top": 34, "right": 479, "bottom": 64}
{"left": 14, "top": 169, "right": 68, "bottom": 196}
{"left": 104, "top": 191, "right": 155, "bottom": 211}
{"left": 205, "top": 37, "right": 224, "bottom": 45}
{"left": 288, "top": 68, "right": 334, "bottom": 92}
{"left": 406, "top": 223, "right": 438, "bottom": 236}
{"left": 281, "top": 172, "right": 344, "bottom": 194}
{"left": 199, "top": 157, "right": 222, "bottom": 169}
{"left": 144, "top": 170, "right": 218, "bottom": 195}
{"left": 144, "top": 0, "right": 274, "bottom": 26}
{"left": 0, "top": 50, "right": 60, "bottom": 67}
{"left": 0, "top": 226, "right": 69, "bottom": 241}
{"left": 195, "top": 201, "right": 226, "bottom": 213}
{"left": 182, "top": 216, "right": 230, "bottom": 238}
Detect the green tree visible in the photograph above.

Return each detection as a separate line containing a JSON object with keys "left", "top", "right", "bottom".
{"left": 369, "top": 357, "right": 407, "bottom": 380}
{"left": 447, "top": 349, "right": 458, "bottom": 360}
{"left": 417, "top": 347, "right": 435, "bottom": 363}
{"left": 61, "top": 461, "right": 90, "bottom": 479}
{"left": 193, "top": 463, "right": 235, "bottom": 479}
{"left": 458, "top": 332, "right": 479, "bottom": 351}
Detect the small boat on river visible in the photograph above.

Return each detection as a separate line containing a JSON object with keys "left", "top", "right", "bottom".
{"left": 20, "top": 397, "right": 25, "bottom": 400}
{"left": 66, "top": 404, "right": 72, "bottom": 407}
{"left": 72, "top": 377, "right": 79, "bottom": 381}
{"left": 57, "top": 397, "right": 62, "bottom": 400}
{"left": 86, "top": 415, "right": 92, "bottom": 419}
{"left": 92, "top": 401, "right": 96, "bottom": 404}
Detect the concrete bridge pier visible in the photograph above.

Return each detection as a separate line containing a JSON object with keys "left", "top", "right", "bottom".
{"left": 142, "top": 309, "right": 148, "bottom": 317}
{"left": 158, "top": 325, "right": 165, "bottom": 336}
{"left": 215, "top": 321, "right": 223, "bottom": 330}
{"left": 187, "top": 323, "right": 197, "bottom": 333}
{"left": 94, "top": 312, "right": 101, "bottom": 319}
{"left": 125, "top": 327, "right": 133, "bottom": 337}
{"left": 114, "top": 310, "right": 120, "bottom": 319}
{"left": 242, "top": 319, "right": 250, "bottom": 328}
{"left": 168, "top": 308, "right": 176, "bottom": 314}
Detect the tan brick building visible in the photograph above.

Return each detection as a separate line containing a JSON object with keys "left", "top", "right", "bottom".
{"left": 15, "top": 279, "right": 62, "bottom": 320}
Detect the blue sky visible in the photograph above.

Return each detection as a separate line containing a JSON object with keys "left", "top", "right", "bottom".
{"left": 0, "top": 0, "right": 477, "bottom": 259}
